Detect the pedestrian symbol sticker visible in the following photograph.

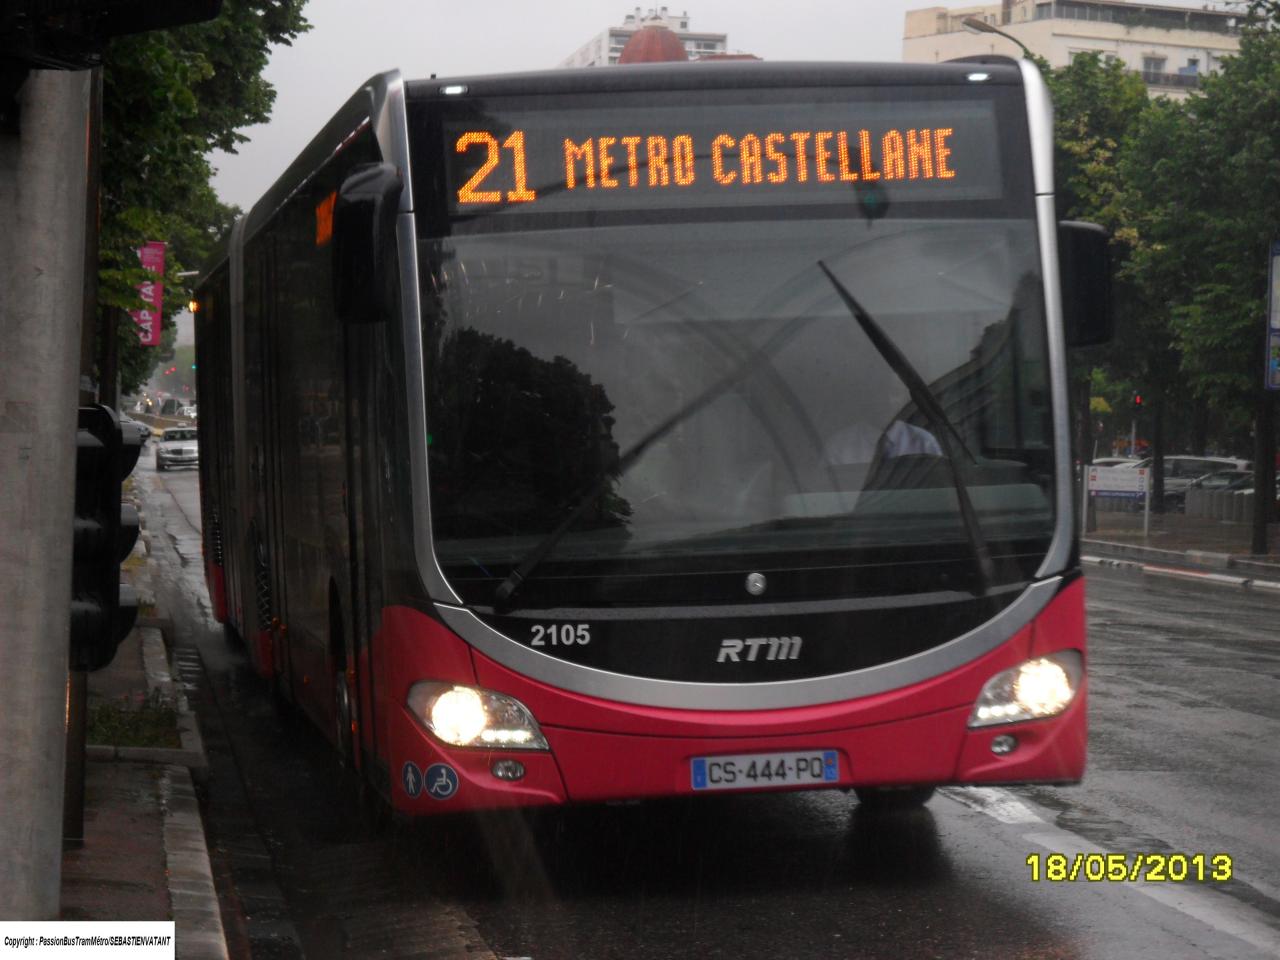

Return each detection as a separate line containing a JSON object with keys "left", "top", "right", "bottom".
{"left": 426, "top": 763, "right": 459, "bottom": 800}
{"left": 402, "top": 761, "right": 423, "bottom": 798}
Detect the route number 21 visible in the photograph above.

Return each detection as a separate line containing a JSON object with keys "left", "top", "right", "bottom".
{"left": 455, "top": 130, "right": 537, "bottom": 205}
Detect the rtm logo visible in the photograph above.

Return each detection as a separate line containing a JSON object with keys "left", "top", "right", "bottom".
{"left": 717, "top": 636, "right": 803, "bottom": 663}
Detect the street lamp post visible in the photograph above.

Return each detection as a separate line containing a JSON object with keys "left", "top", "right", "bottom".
{"left": 962, "top": 16, "right": 1035, "bottom": 60}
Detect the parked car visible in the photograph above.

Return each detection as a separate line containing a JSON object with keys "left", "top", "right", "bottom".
{"left": 1217, "top": 480, "right": 1280, "bottom": 506}
{"left": 1131, "top": 455, "right": 1252, "bottom": 494}
{"left": 155, "top": 427, "right": 198, "bottom": 471}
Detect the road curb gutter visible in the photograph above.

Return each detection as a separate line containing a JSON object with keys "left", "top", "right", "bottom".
{"left": 161, "top": 764, "right": 229, "bottom": 960}
{"left": 142, "top": 626, "right": 208, "bottom": 772}
{"left": 144, "top": 616, "right": 225, "bottom": 958}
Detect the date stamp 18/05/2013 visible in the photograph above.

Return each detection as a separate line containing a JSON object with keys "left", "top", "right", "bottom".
{"left": 1026, "top": 853, "right": 1233, "bottom": 883}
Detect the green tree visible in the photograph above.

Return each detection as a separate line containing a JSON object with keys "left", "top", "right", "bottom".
{"left": 97, "top": 0, "right": 308, "bottom": 395}
{"left": 1121, "top": 20, "right": 1280, "bottom": 542}
{"left": 1168, "top": 29, "right": 1280, "bottom": 407}
{"left": 1046, "top": 53, "right": 1149, "bottom": 226}
{"left": 1043, "top": 55, "right": 1154, "bottom": 471}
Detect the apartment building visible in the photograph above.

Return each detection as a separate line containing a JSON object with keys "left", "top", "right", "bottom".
{"left": 903, "top": 0, "right": 1242, "bottom": 98}
{"left": 560, "top": 6, "right": 728, "bottom": 68}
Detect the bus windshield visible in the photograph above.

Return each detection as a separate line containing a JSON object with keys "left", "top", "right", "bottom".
{"left": 412, "top": 83, "right": 1054, "bottom": 608}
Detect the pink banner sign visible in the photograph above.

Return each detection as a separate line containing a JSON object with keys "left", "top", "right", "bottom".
{"left": 130, "top": 241, "right": 166, "bottom": 347}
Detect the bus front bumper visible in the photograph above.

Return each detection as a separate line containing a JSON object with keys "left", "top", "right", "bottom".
{"left": 381, "top": 579, "right": 1087, "bottom": 814}
{"left": 385, "top": 690, "right": 1085, "bottom": 814}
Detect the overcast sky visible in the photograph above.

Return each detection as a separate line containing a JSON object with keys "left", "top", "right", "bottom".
{"left": 208, "top": 0, "right": 1236, "bottom": 209}
{"left": 208, "top": 0, "right": 959, "bottom": 208}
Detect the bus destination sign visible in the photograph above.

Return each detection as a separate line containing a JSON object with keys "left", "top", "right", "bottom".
{"left": 443, "top": 99, "right": 1003, "bottom": 218}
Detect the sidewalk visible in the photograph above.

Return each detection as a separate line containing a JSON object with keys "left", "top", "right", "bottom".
{"left": 1083, "top": 511, "right": 1280, "bottom": 585}
{"left": 60, "top": 542, "right": 228, "bottom": 960}
{"left": 1085, "top": 511, "right": 1280, "bottom": 559}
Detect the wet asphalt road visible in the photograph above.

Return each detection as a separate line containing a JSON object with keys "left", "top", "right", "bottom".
{"left": 141, "top": 461, "right": 1280, "bottom": 960}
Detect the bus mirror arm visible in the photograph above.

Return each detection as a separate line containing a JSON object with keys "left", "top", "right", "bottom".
{"left": 1058, "top": 221, "right": 1113, "bottom": 348}
{"left": 334, "top": 162, "right": 403, "bottom": 325}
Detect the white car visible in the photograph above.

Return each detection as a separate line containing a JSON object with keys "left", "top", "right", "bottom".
{"left": 155, "top": 427, "right": 198, "bottom": 472}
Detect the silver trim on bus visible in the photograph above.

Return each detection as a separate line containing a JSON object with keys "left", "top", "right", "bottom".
{"left": 1021, "top": 59, "right": 1056, "bottom": 197}
{"left": 370, "top": 71, "right": 413, "bottom": 215}
{"left": 1018, "top": 60, "right": 1073, "bottom": 579}
{"left": 1035, "top": 192, "right": 1074, "bottom": 579}
{"left": 434, "top": 577, "right": 1061, "bottom": 710}
{"left": 379, "top": 74, "right": 464, "bottom": 604}
{"left": 399, "top": 213, "right": 461, "bottom": 603}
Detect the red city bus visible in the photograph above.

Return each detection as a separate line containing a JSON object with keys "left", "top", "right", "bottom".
{"left": 195, "top": 61, "right": 1108, "bottom": 815}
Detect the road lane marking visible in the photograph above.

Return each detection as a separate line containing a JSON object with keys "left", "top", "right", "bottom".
{"left": 943, "top": 787, "right": 1280, "bottom": 955}
{"left": 1022, "top": 830, "right": 1280, "bottom": 956}
{"left": 940, "top": 786, "right": 1043, "bottom": 824}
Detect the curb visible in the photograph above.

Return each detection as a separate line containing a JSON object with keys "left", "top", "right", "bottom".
{"left": 162, "top": 765, "right": 229, "bottom": 960}
{"left": 1082, "top": 553, "right": 1280, "bottom": 594}
{"left": 1082, "top": 537, "right": 1280, "bottom": 580}
{"left": 140, "top": 622, "right": 228, "bottom": 960}
{"left": 85, "top": 628, "right": 207, "bottom": 769}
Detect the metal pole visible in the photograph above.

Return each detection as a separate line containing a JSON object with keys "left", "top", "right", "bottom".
{"left": 62, "top": 671, "right": 87, "bottom": 844}
{"left": 1143, "top": 468, "right": 1151, "bottom": 538}
{"left": 1081, "top": 464, "right": 1092, "bottom": 535}
{"left": 79, "top": 68, "right": 103, "bottom": 407}
{"left": 0, "top": 69, "right": 92, "bottom": 920}
{"left": 1252, "top": 388, "right": 1275, "bottom": 555}
{"left": 961, "top": 16, "right": 1036, "bottom": 59}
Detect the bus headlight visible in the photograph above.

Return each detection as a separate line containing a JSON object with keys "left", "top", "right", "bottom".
{"left": 968, "top": 651, "right": 1082, "bottom": 728}
{"left": 407, "top": 682, "right": 549, "bottom": 750}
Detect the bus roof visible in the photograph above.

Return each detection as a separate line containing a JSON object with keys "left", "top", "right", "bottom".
{"left": 406, "top": 59, "right": 1025, "bottom": 102}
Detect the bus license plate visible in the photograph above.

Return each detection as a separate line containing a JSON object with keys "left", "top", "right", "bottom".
{"left": 691, "top": 750, "right": 839, "bottom": 791}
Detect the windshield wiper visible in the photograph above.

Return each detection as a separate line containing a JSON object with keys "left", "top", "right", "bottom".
{"left": 492, "top": 315, "right": 814, "bottom": 613}
{"left": 816, "top": 260, "right": 996, "bottom": 596}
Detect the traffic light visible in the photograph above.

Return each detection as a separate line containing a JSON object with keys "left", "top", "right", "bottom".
{"left": 1132, "top": 392, "right": 1144, "bottom": 410}
{"left": 70, "top": 405, "right": 142, "bottom": 672}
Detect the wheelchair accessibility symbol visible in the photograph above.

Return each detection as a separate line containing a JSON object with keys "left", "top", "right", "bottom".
{"left": 426, "top": 763, "right": 459, "bottom": 800}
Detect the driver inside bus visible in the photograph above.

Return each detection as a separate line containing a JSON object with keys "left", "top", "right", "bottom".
{"left": 822, "top": 376, "right": 942, "bottom": 467}
{"left": 822, "top": 416, "right": 942, "bottom": 465}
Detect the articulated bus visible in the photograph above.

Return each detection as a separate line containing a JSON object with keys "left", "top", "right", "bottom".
{"left": 195, "top": 60, "right": 1110, "bottom": 815}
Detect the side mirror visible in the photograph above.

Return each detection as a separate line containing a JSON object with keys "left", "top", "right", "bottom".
{"left": 334, "top": 162, "right": 403, "bottom": 325}
{"left": 1058, "top": 220, "right": 1113, "bottom": 347}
